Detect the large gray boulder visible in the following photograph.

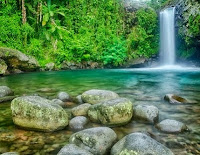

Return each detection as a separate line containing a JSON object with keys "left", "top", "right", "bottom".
{"left": 69, "top": 116, "right": 88, "bottom": 131}
{"left": 0, "top": 47, "right": 39, "bottom": 71}
{"left": 111, "top": 132, "right": 174, "bottom": 155}
{"left": 0, "top": 86, "right": 13, "bottom": 98}
{"left": 0, "top": 59, "right": 7, "bottom": 75}
{"left": 11, "top": 96, "right": 68, "bottom": 132}
{"left": 134, "top": 105, "right": 159, "bottom": 123}
{"left": 69, "top": 127, "right": 117, "bottom": 155}
{"left": 88, "top": 98, "right": 133, "bottom": 126}
{"left": 81, "top": 89, "right": 119, "bottom": 104}
{"left": 156, "top": 119, "right": 188, "bottom": 133}
{"left": 71, "top": 103, "right": 91, "bottom": 116}
{"left": 57, "top": 144, "right": 93, "bottom": 155}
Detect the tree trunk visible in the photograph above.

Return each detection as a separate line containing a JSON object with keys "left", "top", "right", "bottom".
{"left": 22, "top": 0, "right": 26, "bottom": 24}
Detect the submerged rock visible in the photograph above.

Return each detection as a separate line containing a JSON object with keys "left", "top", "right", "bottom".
{"left": 52, "top": 99, "right": 66, "bottom": 107}
{"left": 57, "top": 92, "right": 70, "bottom": 102}
{"left": 1, "top": 152, "right": 19, "bottom": 155}
{"left": 57, "top": 144, "right": 93, "bottom": 155}
{"left": 156, "top": 119, "right": 188, "bottom": 133}
{"left": 69, "top": 116, "right": 88, "bottom": 131}
{"left": 81, "top": 89, "right": 119, "bottom": 104}
{"left": 164, "top": 94, "right": 195, "bottom": 104}
{"left": 0, "top": 96, "right": 16, "bottom": 103}
{"left": 69, "top": 127, "right": 117, "bottom": 155}
{"left": 134, "top": 105, "right": 159, "bottom": 123}
{"left": 0, "top": 86, "right": 13, "bottom": 98}
{"left": 88, "top": 98, "right": 133, "bottom": 126}
{"left": 111, "top": 132, "right": 174, "bottom": 155}
{"left": 71, "top": 103, "right": 91, "bottom": 116}
{"left": 11, "top": 96, "right": 68, "bottom": 132}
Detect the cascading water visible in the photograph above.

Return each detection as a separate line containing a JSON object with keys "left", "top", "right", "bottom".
{"left": 160, "top": 7, "right": 176, "bottom": 66}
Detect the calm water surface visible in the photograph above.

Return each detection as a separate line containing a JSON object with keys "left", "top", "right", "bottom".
{"left": 0, "top": 69, "right": 200, "bottom": 154}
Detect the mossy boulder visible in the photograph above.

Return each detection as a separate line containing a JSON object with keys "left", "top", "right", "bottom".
{"left": 81, "top": 89, "right": 119, "bottom": 104}
{"left": 0, "top": 47, "right": 39, "bottom": 72}
{"left": 69, "top": 127, "right": 117, "bottom": 155}
{"left": 88, "top": 98, "right": 133, "bottom": 126}
{"left": 11, "top": 96, "right": 68, "bottom": 132}
{"left": 71, "top": 103, "right": 91, "bottom": 116}
{"left": 164, "top": 94, "right": 196, "bottom": 104}
{"left": 111, "top": 132, "right": 174, "bottom": 155}
{"left": 156, "top": 119, "right": 188, "bottom": 133}
{"left": 57, "top": 144, "right": 93, "bottom": 155}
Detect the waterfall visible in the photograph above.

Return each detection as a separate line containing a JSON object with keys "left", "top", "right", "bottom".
{"left": 160, "top": 7, "right": 176, "bottom": 66}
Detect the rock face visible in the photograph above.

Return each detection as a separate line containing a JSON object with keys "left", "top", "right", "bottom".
{"left": 57, "top": 92, "right": 70, "bottom": 102}
{"left": 0, "top": 59, "right": 8, "bottom": 75}
{"left": 134, "top": 105, "right": 159, "bottom": 123}
{"left": 57, "top": 144, "right": 93, "bottom": 155}
{"left": 71, "top": 103, "right": 91, "bottom": 116}
{"left": 156, "top": 119, "right": 188, "bottom": 133}
{"left": 11, "top": 96, "right": 68, "bottom": 132}
{"left": 69, "top": 116, "right": 88, "bottom": 131}
{"left": 81, "top": 89, "right": 119, "bottom": 104}
{"left": 111, "top": 132, "right": 174, "bottom": 155}
{"left": 164, "top": 94, "right": 194, "bottom": 104}
{"left": 0, "top": 47, "right": 39, "bottom": 72}
{"left": 69, "top": 127, "right": 117, "bottom": 155}
{"left": 0, "top": 86, "right": 13, "bottom": 98}
{"left": 45, "top": 62, "right": 55, "bottom": 71}
{"left": 88, "top": 98, "right": 133, "bottom": 126}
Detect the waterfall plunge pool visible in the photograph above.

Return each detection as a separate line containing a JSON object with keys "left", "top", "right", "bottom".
{"left": 0, "top": 69, "right": 200, "bottom": 154}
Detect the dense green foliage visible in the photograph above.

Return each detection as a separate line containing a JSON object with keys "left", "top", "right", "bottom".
{"left": 0, "top": 0, "right": 160, "bottom": 67}
{"left": 127, "top": 8, "right": 159, "bottom": 58}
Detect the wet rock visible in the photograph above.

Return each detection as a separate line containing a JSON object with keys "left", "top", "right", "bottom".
{"left": 45, "top": 62, "right": 55, "bottom": 71}
{"left": 75, "top": 95, "right": 83, "bottom": 104}
{"left": 11, "top": 96, "right": 68, "bottom": 132}
{"left": 69, "top": 127, "right": 117, "bottom": 155}
{"left": 71, "top": 103, "right": 91, "bottom": 116}
{"left": 57, "top": 144, "right": 93, "bottom": 155}
{"left": 0, "top": 59, "right": 7, "bottom": 75}
{"left": 52, "top": 99, "right": 66, "bottom": 108}
{"left": 12, "top": 69, "right": 23, "bottom": 74}
{"left": 134, "top": 105, "right": 159, "bottom": 123}
{"left": 57, "top": 92, "right": 70, "bottom": 102}
{"left": 88, "top": 98, "right": 133, "bottom": 126}
{"left": 0, "top": 96, "right": 16, "bottom": 103}
{"left": 164, "top": 94, "right": 195, "bottom": 104}
{"left": 0, "top": 86, "right": 13, "bottom": 98}
{"left": 69, "top": 116, "right": 88, "bottom": 131}
{"left": 156, "top": 119, "right": 188, "bottom": 133}
{"left": 1, "top": 152, "right": 19, "bottom": 155}
{"left": 111, "top": 132, "right": 174, "bottom": 155}
{"left": 81, "top": 89, "right": 119, "bottom": 104}
{"left": 38, "top": 88, "right": 57, "bottom": 93}
{"left": 0, "top": 47, "right": 39, "bottom": 71}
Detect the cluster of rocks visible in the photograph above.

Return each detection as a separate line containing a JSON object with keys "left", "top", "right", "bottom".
{"left": 45, "top": 61, "right": 102, "bottom": 71}
{"left": 0, "top": 47, "right": 40, "bottom": 75}
{"left": 1, "top": 87, "right": 191, "bottom": 154}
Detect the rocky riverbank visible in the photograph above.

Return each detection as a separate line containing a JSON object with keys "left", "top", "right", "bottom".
{"left": 1, "top": 85, "right": 197, "bottom": 154}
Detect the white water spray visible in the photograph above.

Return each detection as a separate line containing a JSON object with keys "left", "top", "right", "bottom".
{"left": 160, "top": 7, "right": 176, "bottom": 66}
